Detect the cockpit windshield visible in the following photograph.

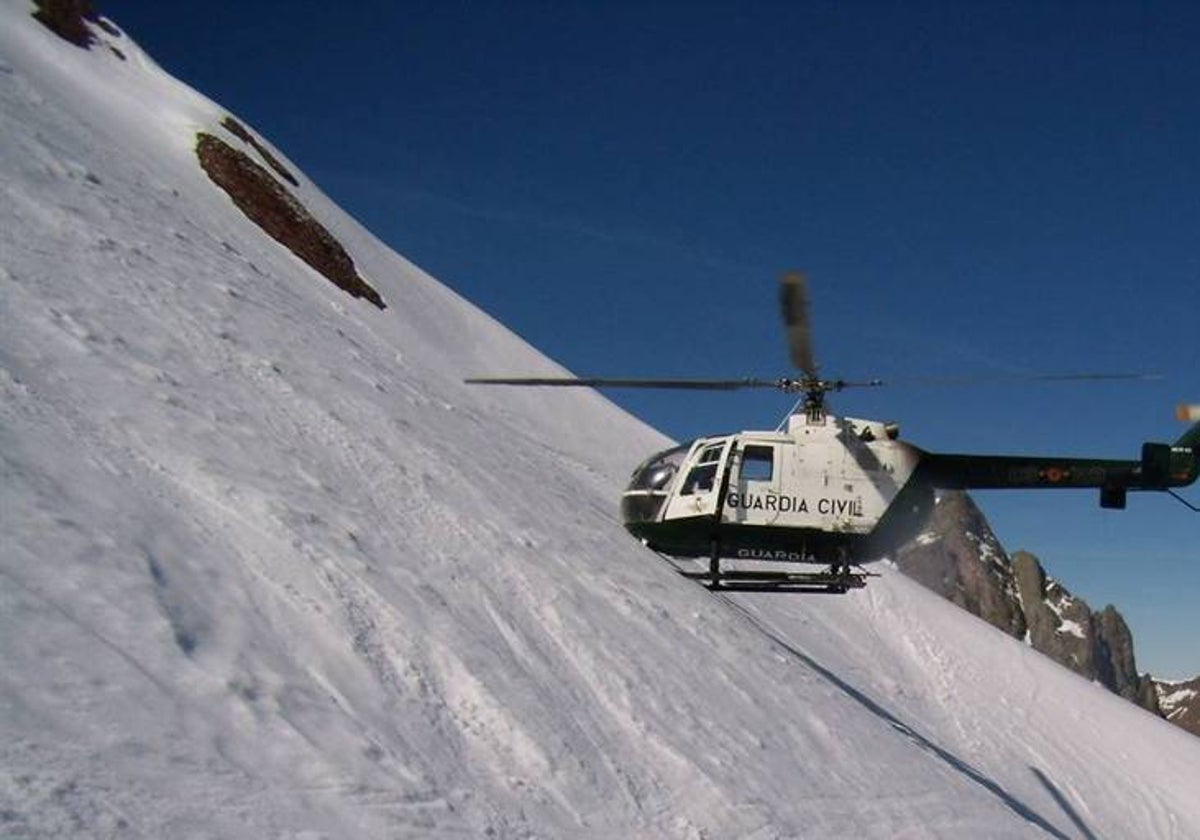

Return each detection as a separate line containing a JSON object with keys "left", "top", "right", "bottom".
{"left": 627, "top": 442, "right": 692, "bottom": 492}
{"left": 622, "top": 442, "right": 693, "bottom": 526}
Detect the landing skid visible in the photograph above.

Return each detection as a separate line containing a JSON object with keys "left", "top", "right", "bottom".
{"left": 677, "top": 567, "right": 871, "bottom": 593}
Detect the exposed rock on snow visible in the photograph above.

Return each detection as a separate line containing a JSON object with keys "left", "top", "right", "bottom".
{"left": 220, "top": 116, "right": 299, "bottom": 187}
{"left": 196, "top": 131, "right": 384, "bottom": 310}
{"left": 30, "top": 0, "right": 98, "bottom": 49}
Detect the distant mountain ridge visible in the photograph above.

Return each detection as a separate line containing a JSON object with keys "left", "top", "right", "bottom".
{"left": 896, "top": 491, "right": 1199, "bottom": 736}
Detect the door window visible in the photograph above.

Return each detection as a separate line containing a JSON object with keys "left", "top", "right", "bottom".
{"left": 741, "top": 445, "right": 775, "bottom": 482}
{"left": 680, "top": 443, "right": 725, "bottom": 496}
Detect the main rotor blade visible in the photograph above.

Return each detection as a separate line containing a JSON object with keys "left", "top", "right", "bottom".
{"left": 780, "top": 271, "right": 818, "bottom": 378}
{"left": 464, "top": 376, "right": 783, "bottom": 390}
{"left": 880, "top": 371, "right": 1163, "bottom": 387}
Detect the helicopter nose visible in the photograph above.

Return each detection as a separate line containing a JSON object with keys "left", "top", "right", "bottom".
{"left": 621, "top": 442, "right": 691, "bottom": 527}
{"left": 620, "top": 490, "right": 666, "bottom": 526}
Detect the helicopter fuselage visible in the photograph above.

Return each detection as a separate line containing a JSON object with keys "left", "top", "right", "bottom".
{"left": 621, "top": 413, "right": 933, "bottom": 564}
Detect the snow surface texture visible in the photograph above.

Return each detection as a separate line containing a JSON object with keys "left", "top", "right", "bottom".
{"left": 3, "top": 5, "right": 1200, "bottom": 837}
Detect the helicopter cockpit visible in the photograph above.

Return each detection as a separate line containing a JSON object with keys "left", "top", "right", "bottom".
{"left": 620, "top": 441, "right": 692, "bottom": 526}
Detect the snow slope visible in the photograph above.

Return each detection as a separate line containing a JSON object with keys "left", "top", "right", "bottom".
{"left": 3, "top": 5, "right": 1199, "bottom": 837}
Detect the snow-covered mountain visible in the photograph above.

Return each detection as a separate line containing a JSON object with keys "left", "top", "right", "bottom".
{"left": 4, "top": 4, "right": 1200, "bottom": 837}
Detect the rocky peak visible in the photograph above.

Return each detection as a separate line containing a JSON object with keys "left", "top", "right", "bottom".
{"left": 896, "top": 491, "right": 1169, "bottom": 722}
{"left": 895, "top": 492, "right": 1024, "bottom": 638}
{"left": 1155, "top": 677, "right": 1200, "bottom": 737}
{"left": 1094, "top": 605, "right": 1160, "bottom": 711}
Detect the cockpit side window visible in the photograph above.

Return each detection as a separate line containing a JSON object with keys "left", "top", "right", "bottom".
{"left": 679, "top": 442, "right": 726, "bottom": 496}
{"left": 680, "top": 463, "right": 718, "bottom": 495}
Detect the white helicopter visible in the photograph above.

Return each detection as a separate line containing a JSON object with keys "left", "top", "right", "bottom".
{"left": 468, "top": 273, "right": 1199, "bottom": 592}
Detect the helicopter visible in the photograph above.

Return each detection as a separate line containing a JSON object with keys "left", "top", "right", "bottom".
{"left": 467, "top": 273, "right": 1200, "bottom": 592}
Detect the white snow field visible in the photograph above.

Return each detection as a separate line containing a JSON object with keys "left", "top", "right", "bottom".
{"left": 2, "top": 5, "right": 1198, "bottom": 838}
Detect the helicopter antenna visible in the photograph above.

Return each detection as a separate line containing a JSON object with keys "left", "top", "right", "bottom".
{"left": 1166, "top": 489, "right": 1200, "bottom": 512}
{"left": 775, "top": 392, "right": 807, "bottom": 431}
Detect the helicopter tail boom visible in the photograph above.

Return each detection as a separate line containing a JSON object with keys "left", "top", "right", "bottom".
{"left": 922, "top": 431, "right": 1199, "bottom": 510}
{"left": 922, "top": 454, "right": 1143, "bottom": 491}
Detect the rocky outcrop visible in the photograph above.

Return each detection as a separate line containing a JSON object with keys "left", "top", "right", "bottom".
{"left": 1156, "top": 678, "right": 1200, "bottom": 736}
{"left": 894, "top": 492, "right": 1023, "bottom": 637}
{"left": 896, "top": 491, "right": 1164, "bottom": 719}
{"left": 31, "top": 0, "right": 98, "bottom": 48}
{"left": 1011, "top": 552, "right": 1095, "bottom": 676}
{"left": 196, "top": 131, "right": 385, "bottom": 310}
{"left": 30, "top": 1, "right": 126, "bottom": 60}
{"left": 1095, "top": 605, "right": 1160, "bottom": 710}
{"left": 1010, "top": 552, "right": 1160, "bottom": 714}
{"left": 27, "top": 4, "right": 379, "bottom": 309}
{"left": 220, "top": 117, "right": 299, "bottom": 187}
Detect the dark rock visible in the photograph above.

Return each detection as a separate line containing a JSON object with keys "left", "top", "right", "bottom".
{"left": 1012, "top": 552, "right": 1094, "bottom": 677}
{"left": 894, "top": 492, "right": 1024, "bottom": 637}
{"left": 221, "top": 116, "right": 299, "bottom": 187}
{"left": 1095, "top": 606, "right": 1158, "bottom": 711}
{"left": 95, "top": 16, "right": 120, "bottom": 37}
{"left": 195, "top": 133, "right": 385, "bottom": 310}
{"left": 31, "top": 0, "right": 98, "bottom": 48}
{"left": 1155, "top": 677, "right": 1200, "bottom": 736}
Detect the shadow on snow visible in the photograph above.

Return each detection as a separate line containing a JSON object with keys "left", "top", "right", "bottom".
{"left": 720, "top": 595, "right": 1081, "bottom": 839}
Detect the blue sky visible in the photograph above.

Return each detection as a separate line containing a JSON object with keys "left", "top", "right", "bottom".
{"left": 103, "top": 1, "right": 1198, "bottom": 675}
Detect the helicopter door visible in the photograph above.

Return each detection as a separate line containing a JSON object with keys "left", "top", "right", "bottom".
{"left": 662, "top": 438, "right": 734, "bottom": 521}
{"left": 727, "top": 442, "right": 782, "bottom": 525}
